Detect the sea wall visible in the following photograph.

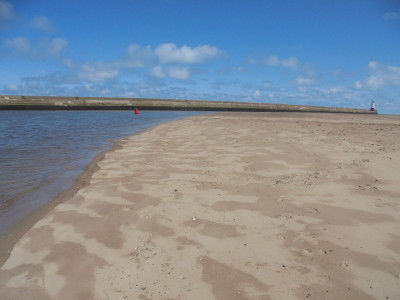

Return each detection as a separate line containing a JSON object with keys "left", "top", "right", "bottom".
{"left": 0, "top": 95, "right": 377, "bottom": 113}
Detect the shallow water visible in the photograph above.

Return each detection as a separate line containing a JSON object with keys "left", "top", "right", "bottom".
{"left": 0, "top": 110, "right": 205, "bottom": 236}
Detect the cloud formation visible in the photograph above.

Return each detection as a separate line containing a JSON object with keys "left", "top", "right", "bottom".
{"left": 57, "top": 43, "right": 218, "bottom": 82}
{"left": 31, "top": 16, "right": 55, "bottom": 32}
{"left": 355, "top": 61, "right": 400, "bottom": 89}
{"left": 384, "top": 12, "right": 400, "bottom": 21}
{"left": 168, "top": 67, "right": 190, "bottom": 79}
{"left": 0, "top": 0, "right": 14, "bottom": 22}
{"left": 5, "top": 37, "right": 31, "bottom": 55}
{"left": 249, "top": 53, "right": 301, "bottom": 70}
{"left": 5, "top": 36, "right": 68, "bottom": 59}
{"left": 40, "top": 38, "right": 68, "bottom": 57}
{"left": 292, "top": 76, "right": 314, "bottom": 86}
{"left": 117, "top": 44, "right": 154, "bottom": 69}
{"left": 78, "top": 62, "right": 119, "bottom": 82}
{"left": 150, "top": 66, "right": 165, "bottom": 78}
{"left": 281, "top": 57, "right": 300, "bottom": 69}
{"left": 155, "top": 43, "right": 222, "bottom": 64}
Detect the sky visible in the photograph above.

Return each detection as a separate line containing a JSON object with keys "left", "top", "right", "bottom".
{"left": 0, "top": 0, "right": 399, "bottom": 114}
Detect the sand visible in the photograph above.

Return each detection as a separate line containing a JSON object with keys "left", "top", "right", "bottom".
{"left": 0, "top": 112, "right": 399, "bottom": 300}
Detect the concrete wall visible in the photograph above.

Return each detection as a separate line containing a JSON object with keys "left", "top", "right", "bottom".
{"left": 0, "top": 95, "right": 377, "bottom": 114}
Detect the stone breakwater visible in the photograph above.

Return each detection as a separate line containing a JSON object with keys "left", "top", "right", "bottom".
{"left": 0, "top": 95, "right": 377, "bottom": 113}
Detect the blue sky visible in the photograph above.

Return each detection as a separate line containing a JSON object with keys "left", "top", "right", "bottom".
{"left": 1, "top": 0, "right": 399, "bottom": 114}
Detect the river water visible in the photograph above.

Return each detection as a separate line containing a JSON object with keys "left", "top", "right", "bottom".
{"left": 0, "top": 110, "right": 204, "bottom": 236}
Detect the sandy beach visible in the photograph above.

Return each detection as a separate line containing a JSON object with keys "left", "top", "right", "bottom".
{"left": 0, "top": 112, "right": 399, "bottom": 300}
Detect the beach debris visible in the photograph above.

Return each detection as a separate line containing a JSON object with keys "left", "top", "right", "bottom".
{"left": 192, "top": 217, "right": 196, "bottom": 221}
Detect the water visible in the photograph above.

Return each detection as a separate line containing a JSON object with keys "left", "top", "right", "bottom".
{"left": 0, "top": 110, "right": 204, "bottom": 236}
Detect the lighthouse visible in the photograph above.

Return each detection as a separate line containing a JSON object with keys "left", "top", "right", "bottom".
{"left": 370, "top": 101, "right": 375, "bottom": 111}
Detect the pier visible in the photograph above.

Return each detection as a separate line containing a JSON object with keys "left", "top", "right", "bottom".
{"left": 0, "top": 95, "right": 377, "bottom": 113}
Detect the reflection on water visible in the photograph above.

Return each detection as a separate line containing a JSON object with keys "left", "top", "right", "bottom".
{"left": 0, "top": 110, "right": 204, "bottom": 236}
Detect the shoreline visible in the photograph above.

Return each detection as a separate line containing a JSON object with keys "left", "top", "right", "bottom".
{"left": 0, "top": 112, "right": 399, "bottom": 299}
{"left": 0, "top": 111, "right": 206, "bottom": 265}
{"left": 0, "top": 112, "right": 178, "bottom": 266}
{"left": 0, "top": 139, "right": 124, "bottom": 267}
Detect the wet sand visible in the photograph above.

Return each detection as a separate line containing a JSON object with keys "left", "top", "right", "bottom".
{"left": 0, "top": 112, "right": 399, "bottom": 300}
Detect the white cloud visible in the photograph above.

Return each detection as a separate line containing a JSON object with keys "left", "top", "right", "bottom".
{"left": 329, "top": 87, "right": 343, "bottom": 93}
{"left": 384, "top": 12, "right": 400, "bottom": 21}
{"left": 79, "top": 62, "right": 119, "bottom": 82}
{"left": 293, "top": 76, "right": 313, "bottom": 85}
{"left": 253, "top": 89, "right": 261, "bottom": 99}
{"left": 6, "top": 37, "right": 31, "bottom": 55}
{"left": 39, "top": 38, "right": 68, "bottom": 57}
{"left": 298, "top": 86, "right": 307, "bottom": 92}
{"left": 150, "top": 66, "right": 165, "bottom": 78}
{"left": 354, "top": 80, "right": 363, "bottom": 89}
{"left": 4, "top": 84, "right": 18, "bottom": 91}
{"left": 251, "top": 53, "right": 301, "bottom": 70}
{"left": 31, "top": 16, "right": 55, "bottom": 32}
{"left": 5, "top": 37, "right": 68, "bottom": 59}
{"left": 355, "top": 61, "right": 400, "bottom": 89}
{"left": 367, "top": 61, "right": 379, "bottom": 70}
{"left": 365, "top": 75, "right": 385, "bottom": 89}
{"left": 62, "top": 58, "right": 76, "bottom": 68}
{"left": 218, "top": 65, "right": 246, "bottom": 75}
{"left": 281, "top": 56, "right": 300, "bottom": 69}
{"left": 155, "top": 43, "right": 222, "bottom": 64}
{"left": 0, "top": 0, "right": 14, "bottom": 21}
{"left": 262, "top": 82, "right": 271, "bottom": 89}
{"left": 263, "top": 55, "right": 279, "bottom": 66}
{"left": 168, "top": 67, "right": 190, "bottom": 79}
{"left": 118, "top": 44, "right": 154, "bottom": 68}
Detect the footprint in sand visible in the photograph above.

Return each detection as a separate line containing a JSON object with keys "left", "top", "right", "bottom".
{"left": 374, "top": 198, "right": 385, "bottom": 207}
{"left": 297, "top": 233, "right": 319, "bottom": 246}
{"left": 317, "top": 274, "right": 331, "bottom": 283}
{"left": 358, "top": 184, "right": 379, "bottom": 191}
{"left": 299, "top": 249, "right": 313, "bottom": 257}
{"left": 305, "top": 235, "right": 319, "bottom": 246}
{"left": 304, "top": 207, "right": 319, "bottom": 215}
{"left": 121, "top": 206, "right": 130, "bottom": 212}
{"left": 276, "top": 213, "right": 294, "bottom": 220}
{"left": 276, "top": 196, "right": 287, "bottom": 203}
{"left": 276, "top": 233, "right": 286, "bottom": 241}
{"left": 317, "top": 249, "right": 333, "bottom": 255}
{"left": 340, "top": 261, "right": 350, "bottom": 268}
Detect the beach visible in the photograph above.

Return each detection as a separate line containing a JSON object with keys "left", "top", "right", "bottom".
{"left": 0, "top": 112, "right": 399, "bottom": 299}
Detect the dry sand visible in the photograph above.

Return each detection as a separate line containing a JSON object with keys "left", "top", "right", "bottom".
{"left": 0, "top": 112, "right": 399, "bottom": 300}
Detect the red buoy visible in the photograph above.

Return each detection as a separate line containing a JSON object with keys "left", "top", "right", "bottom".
{"left": 135, "top": 108, "right": 139, "bottom": 114}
